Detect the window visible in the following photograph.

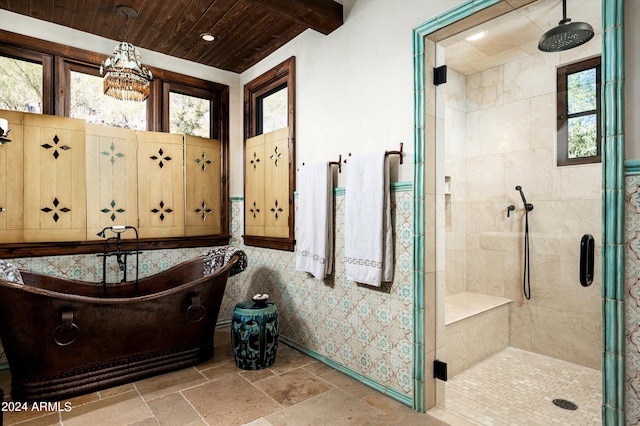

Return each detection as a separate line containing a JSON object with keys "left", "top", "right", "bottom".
{"left": 0, "top": 31, "right": 230, "bottom": 258}
{"left": 258, "top": 85, "right": 287, "bottom": 134}
{"left": 243, "top": 57, "right": 295, "bottom": 251}
{"left": 70, "top": 68, "right": 147, "bottom": 130}
{"left": 557, "top": 57, "right": 601, "bottom": 166}
{"left": 169, "top": 92, "right": 210, "bottom": 138}
{"left": 0, "top": 45, "right": 52, "bottom": 114}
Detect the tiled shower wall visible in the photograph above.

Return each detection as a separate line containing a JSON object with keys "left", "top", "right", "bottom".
{"left": 625, "top": 174, "right": 640, "bottom": 423}
{"left": 0, "top": 188, "right": 414, "bottom": 399}
{"left": 442, "top": 47, "right": 602, "bottom": 370}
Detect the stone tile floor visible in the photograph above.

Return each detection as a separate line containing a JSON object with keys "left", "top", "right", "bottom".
{"left": 0, "top": 328, "right": 446, "bottom": 426}
{"left": 445, "top": 346, "right": 602, "bottom": 426}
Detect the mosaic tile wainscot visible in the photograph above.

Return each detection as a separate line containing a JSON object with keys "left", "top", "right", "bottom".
{"left": 625, "top": 172, "right": 640, "bottom": 423}
{"left": 0, "top": 185, "right": 415, "bottom": 401}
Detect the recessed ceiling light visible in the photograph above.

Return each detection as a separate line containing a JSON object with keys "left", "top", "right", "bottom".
{"left": 200, "top": 33, "right": 215, "bottom": 42}
{"left": 465, "top": 31, "right": 486, "bottom": 41}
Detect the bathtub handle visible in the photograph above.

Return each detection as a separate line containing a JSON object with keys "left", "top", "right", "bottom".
{"left": 186, "top": 294, "right": 206, "bottom": 323}
{"left": 52, "top": 308, "right": 79, "bottom": 347}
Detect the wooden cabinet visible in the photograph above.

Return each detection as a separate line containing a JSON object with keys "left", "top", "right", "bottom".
{"left": 263, "top": 127, "right": 290, "bottom": 238}
{"left": 0, "top": 111, "right": 24, "bottom": 243}
{"left": 23, "top": 114, "right": 86, "bottom": 242}
{"left": 0, "top": 110, "right": 226, "bottom": 248}
{"left": 245, "top": 133, "right": 266, "bottom": 237}
{"left": 244, "top": 127, "right": 290, "bottom": 239}
{"left": 137, "top": 131, "right": 185, "bottom": 239}
{"left": 185, "top": 135, "right": 222, "bottom": 236}
{"left": 86, "top": 124, "right": 138, "bottom": 239}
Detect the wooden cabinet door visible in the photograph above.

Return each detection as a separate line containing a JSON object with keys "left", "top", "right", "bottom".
{"left": 0, "top": 111, "right": 24, "bottom": 243}
{"left": 185, "top": 135, "right": 221, "bottom": 236}
{"left": 86, "top": 124, "right": 139, "bottom": 239}
{"left": 263, "top": 127, "right": 290, "bottom": 238}
{"left": 23, "top": 114, "right": 86, "bottom": 242}
{"left": 245, "top": 134, "right": 265, "bottom": 237}
{"left": 137, "top": 131, "right": 184, "bottom": 238}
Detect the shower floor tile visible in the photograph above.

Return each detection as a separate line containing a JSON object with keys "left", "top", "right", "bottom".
{"left": 445, "top": 346, "right": 602, "bottom": 426}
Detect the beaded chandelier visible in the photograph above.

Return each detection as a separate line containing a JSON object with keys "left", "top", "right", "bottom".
{"left": 99, "top": 6, "right": 152, "bottom": 102}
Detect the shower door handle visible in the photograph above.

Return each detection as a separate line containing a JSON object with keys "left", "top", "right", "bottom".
{"left": 580, "top": 234, "right": 594, "bottom": 287}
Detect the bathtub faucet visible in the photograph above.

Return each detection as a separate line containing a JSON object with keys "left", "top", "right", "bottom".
{"left": 96, "top": 225, "right": 141, "bottom": 293}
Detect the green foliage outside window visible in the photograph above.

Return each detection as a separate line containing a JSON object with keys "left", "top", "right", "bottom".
{"left": 0, "top": 56, "right": 42, "bottom": 113}
{"left": 567, "top": 68, "right": 597, "bottom": 159}
{"left": 169, "top": 92, "right": 210, "bottom": 138}
{"left": 70, "top": 71, "right": 146, "bottom": 130}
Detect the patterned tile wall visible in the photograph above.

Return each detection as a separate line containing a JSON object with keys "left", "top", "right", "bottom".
{"left": 625, "top": 174, "right": 640, "bottom": 423}
{"left": 0, "top": 188, "right": 415, "bottom": 398}
{"left": 224, "top": 189, "right": 414, "bottom": 397}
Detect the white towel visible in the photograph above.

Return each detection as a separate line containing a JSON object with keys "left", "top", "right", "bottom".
{"left": 296, "top": 162, "right": 334, "bottom": 279}
{"left": 344, "top": 151, "right": 393, "bottom": 286}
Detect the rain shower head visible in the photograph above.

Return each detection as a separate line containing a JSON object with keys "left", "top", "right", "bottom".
{"left": 538, "top": 0, "right": 594, "bottom": 52}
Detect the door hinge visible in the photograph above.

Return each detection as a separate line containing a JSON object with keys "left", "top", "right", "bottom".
{"left": 433, "top": 65, "right": 447, "bottom": 86}
{"left": 434, "top": 360, "right": 448, "bottom": 381}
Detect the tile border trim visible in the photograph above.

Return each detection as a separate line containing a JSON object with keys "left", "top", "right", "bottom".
{"left": 626, "top": 160, "right": 640, "bottom": 176}
{"left": 279, "top": 335, "right": 413, "bottom": 407}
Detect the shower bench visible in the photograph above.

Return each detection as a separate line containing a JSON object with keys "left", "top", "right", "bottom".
{"left": 445, "top": 292, "right": 511, "bottom": 378}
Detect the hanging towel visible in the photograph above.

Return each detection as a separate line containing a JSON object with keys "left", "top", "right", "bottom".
{"left": 344, "top": 151, "right": 393, "bottom": 287}
{"left": 296, "top": 161, "right": 334, "bottom": 279}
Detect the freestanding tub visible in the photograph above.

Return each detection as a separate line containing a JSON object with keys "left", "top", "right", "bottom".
{"left": 0, "top": 247, "right": 247, "bottom": 401}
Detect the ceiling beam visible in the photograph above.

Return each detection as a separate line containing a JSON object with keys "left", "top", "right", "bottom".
{"left": 245, "top": 0, "right": 343, "bottom": 35}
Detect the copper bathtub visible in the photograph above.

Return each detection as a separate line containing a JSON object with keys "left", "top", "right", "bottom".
{"left": 0, "top": 248, "right": 246, "bottom": 402}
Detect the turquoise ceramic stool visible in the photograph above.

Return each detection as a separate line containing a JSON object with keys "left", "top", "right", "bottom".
{"left": 231, "top": 300, "right": 278, "bottom": 370}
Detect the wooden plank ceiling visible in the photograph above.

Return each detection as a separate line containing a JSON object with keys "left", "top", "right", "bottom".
{"left": 0, "top": 0, "right": 343, "bottom": 73}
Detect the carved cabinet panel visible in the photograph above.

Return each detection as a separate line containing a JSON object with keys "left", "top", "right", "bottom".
{"left": 244, "top": 127, "right": 290, "bottom": 239}
{"left": 0, "top": 111, "right": 24, "bottom": 243}
{"left": 245, "top": 133, "right": 266, "bottom": 237}
{"left": 263, "top": 127, "right": 290, "bottom": 238}
{"left": 86, "top": 124, "right": 139, "bottom": 239}
{"left": 185, "top": 135, "right": 222, "bottom": 236}
{"left": 23, "top": 114, "right": 86, "bottom": 242}
{"left": 137, "top": 131, "right": 185, "bottom": 239}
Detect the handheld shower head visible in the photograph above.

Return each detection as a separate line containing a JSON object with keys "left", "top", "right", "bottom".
{"left": 515, "top": 185, "right": 527, "bottom": 204}
{"left": 515, "top": 186, "right": 533, "bottom": 211}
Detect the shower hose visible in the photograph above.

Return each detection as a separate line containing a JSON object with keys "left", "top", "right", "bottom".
{"left": 523, "top": 207, "right": 531, "bottom": 300}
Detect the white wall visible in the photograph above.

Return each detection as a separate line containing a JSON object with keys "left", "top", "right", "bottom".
{"left": 237, "top": 0, "right": 466, "bottom": 194}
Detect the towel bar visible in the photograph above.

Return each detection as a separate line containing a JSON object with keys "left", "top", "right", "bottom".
{"left": 299, "top": 154, "right": 343, "bottom": 173}
{"left": 343, "top": 142, "right": 404, "bottom": 165}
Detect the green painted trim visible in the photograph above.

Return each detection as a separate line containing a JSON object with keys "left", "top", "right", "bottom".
{"left": 626, "top": 160, "right": 640, "bottom": 175}
{"left": 393, "top": 181, "right": 414, "bottom": 192}
{"left": 279, "top": 335, "right": 413, "bottom": 408}
{"left": 412, "top": 31, "right": 427, "bottom": 414}
{"left": 229, "top": 196, "right": 244, "bottom": 202}
{"left": 601, "top": 0, "right": 625, "bottom": 423}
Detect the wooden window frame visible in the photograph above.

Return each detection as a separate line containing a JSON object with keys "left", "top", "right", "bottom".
{"left": 0, "top": 44, "right": 54, "bottom": 115}
{"left": 556, "top": 56, "right": 601, "bottom": 166}
{"left": 243, "top": 57, "right": 296, "bottom": 251}
{"left": 0, "top": 30, "right": 230, "bottom": 258}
